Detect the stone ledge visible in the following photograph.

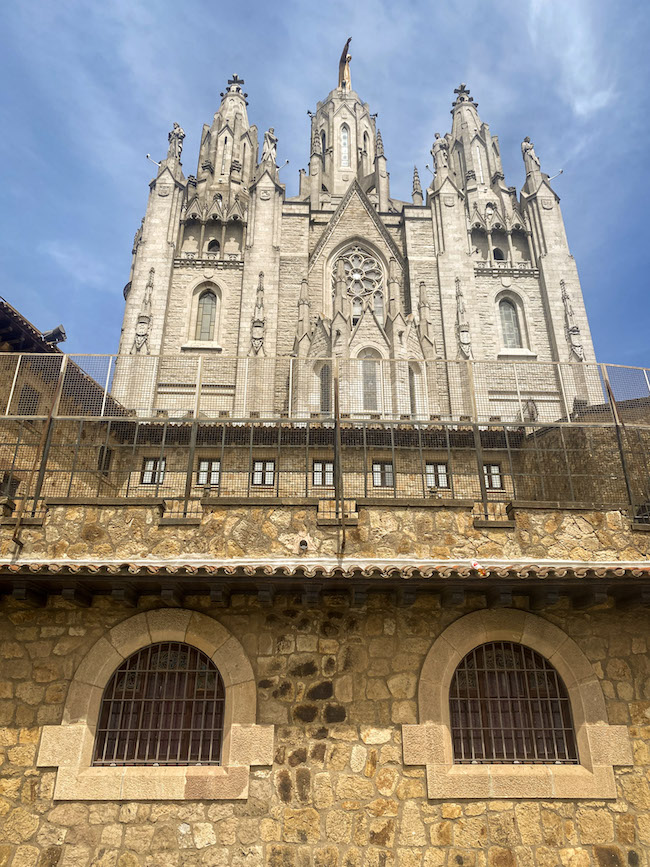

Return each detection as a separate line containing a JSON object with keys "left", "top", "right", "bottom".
{"left": 473, "top": 519, "right": 516, "bottom": 529}
{"left": 630, "top": 522, "right": 650, "bottom": 533}
{"left": 45, "top": 497, "right": 166, "bottom": 507}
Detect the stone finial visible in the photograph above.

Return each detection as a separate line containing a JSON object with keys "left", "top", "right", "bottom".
{"left": 311, "top": 127, "right": 322, "bottom": 157}
{"left": 455, "top": 277, "right": 472, "bottom": 359}
{"left": 376, "top": 129, "right": 384, "bottom": 158}
{"left": 412, "top": 166, "right": 423, "bottom": 205}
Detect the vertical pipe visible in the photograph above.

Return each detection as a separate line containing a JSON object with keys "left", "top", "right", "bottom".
{"left": 5, "top": 355, "right": 22, "bottom": 416}
{"left": 288, "top": 357, "right": 294, "bottom": 419}
{"left": 100, "top": 356, "right": 113, "bottom": 417}
{"left": 333, "top": 358, "right": 346, "bottom": 554}
{"left": 467, "top": 361, "right": 489, "bottom": 519}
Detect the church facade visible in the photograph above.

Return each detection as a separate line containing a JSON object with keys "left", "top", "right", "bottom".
{"left": 113, "top": 56, "right": 596, "bottom": 422}
{"left": 0, "top": 49, "right": 649, "bottom": 867}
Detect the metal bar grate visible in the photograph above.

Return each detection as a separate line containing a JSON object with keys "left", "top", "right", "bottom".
{"left": 93, "top": 642, "right": 225, "bottom": 766}
{"left": 449, "top": 641, "right": 578, "bottom": 764}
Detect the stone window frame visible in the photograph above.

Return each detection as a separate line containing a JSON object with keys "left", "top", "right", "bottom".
{"left": 403, "top": 608, "right": 632, "bottom": 799}
{"left": 37, "top": 609, "right": 273, "bottom": 801}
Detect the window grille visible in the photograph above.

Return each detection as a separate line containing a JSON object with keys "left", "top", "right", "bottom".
{"left": 320, "top": 364, "right": 332, "bottom": 414}
{"left": 93, "top": 642, "right": 225, "bottom": 766}
{"left": 141, "top": 458, "right": 165, "bottom": 485}
{"left": 97, "top": 446, "right": 113, "bottom": 476}
{"left": 197, "top": 459, "right": 220, "bottom": 486}
{"left": 372, "top": 461, "right": 393, "bottom": 488}
{"left": 252, "top": 460, "right": 275, "bottom": 486}
{"left": 483, "top": 463, "right": 503, "bottom": 490}
{"left": 313, "top": 460, "right": 334, "bottom": 486}
{"left": 426, "top": 462, "right": 449, "bottom": 489}
{"left": 450, "top": 641, "right": 578, "bottom": 764}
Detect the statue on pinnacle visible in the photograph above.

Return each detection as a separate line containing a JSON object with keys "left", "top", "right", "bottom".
{"left": 338, "top": 38, "right": 352, "bottom": 90}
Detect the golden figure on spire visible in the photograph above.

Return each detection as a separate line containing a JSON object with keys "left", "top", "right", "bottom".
{"left": 338, "top": 37, "right": 352, "bottom": 90}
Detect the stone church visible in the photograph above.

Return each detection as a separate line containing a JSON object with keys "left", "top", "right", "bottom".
{"left": 113, "top": 47, "right": 596, "bottom": 421}
{"left": 0, "top": 45, "right": 648, "bottom": 867}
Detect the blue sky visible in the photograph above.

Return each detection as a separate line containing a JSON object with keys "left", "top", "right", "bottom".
{"left": 1, "top": 0, "right": 648, "bottom": 364}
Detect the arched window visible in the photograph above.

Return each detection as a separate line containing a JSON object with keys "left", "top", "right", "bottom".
{"left": 499, "top": 298, "right": 522, "bottom": 349}
{"left": 320, "top": 364, "right": 332, "bottom": 414}
{"left": 207, "top": 239, "right": 220, "bottom": 253}
{"left": 195, "top": 290, "right": 218, "bottom": 341}
{"left": 340, "top": 125, "right": 350, "bottom": 167}
{"left": 321, "top": 131, "right": 326, "bottom": 156}
{"left": 373, "top": 292, "right": 384, "bottom": 325}
{"left": 93, "top": 642, "right": 225, "bottom": 767}
{"left": 221, "top": 136, "right": 228, "bottom": 174}
{"left": 493, "top": 247, "right": 505, "bottom": 261}
{"left": 360, "top": 348, "right": 381, "bottom": 412}
{"left": 352, "top": 296, "right": 363, "bottom": 326}
{"left": 408, "top": 364, "right": 418, "bottom": 416}
{"left": 363, "top": 132, "right": 371, "bottom": 172}
{"left": 450, "top": 641, "right": 577, "bottom": 764}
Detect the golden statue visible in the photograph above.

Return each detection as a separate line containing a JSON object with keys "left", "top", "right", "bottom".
{"left": 338, "top": 37, "right": 352, "bottom": 90}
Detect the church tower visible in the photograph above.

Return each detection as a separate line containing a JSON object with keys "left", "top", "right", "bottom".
{"left": 113, "top": 45, "right": 598, "bottom": 422}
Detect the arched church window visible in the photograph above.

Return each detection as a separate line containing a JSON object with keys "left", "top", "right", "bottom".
{"left": 408, "top": 364, "right": 419, "bottom": 416}
{"left": 359, "top": 348, "right": 381, "bottom": 412}
{"left": 373, "top": 292, "right": 384, "bottom": 325}
{"left": 207, "top": 240, "right": 220, "bottom": 253}
{"left": 499, "top": 298, "right": 522, "bottom": 349}
{"left": 320, "top": 364, "right": 332, "bottom": 414}
{"left": 340, "top": 125, "right": 350, "bottom": 167}
{"left": 352, "top": 297, "right": 363, "bottom": 326}
{"left": 321, "top": 131, "right": 326, "bottom": 156}
{"left": 363, "top": 132, "right": 371, "bottom": 173}
{"left": 196, "top": 289, "right": 219, "bottom": 341}
{"left": 493, "top": 247, "right": 506, "bottom": 261}
{"left": 221, "top": 136, "right": 228, "bottom": 174}
{"left": 332, "top": 246, "right": 384, "bottom": 329}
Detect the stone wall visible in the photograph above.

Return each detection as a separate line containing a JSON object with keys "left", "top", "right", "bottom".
{"left": 1, "top": 501, "right": 648, "bottom": 563}
{"left": 0, "top": 591, "right": 648, "bottom": 867}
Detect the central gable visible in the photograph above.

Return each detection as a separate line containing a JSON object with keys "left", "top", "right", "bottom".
{"left": 308, "top": 181, "right": 404, "bottom": 273}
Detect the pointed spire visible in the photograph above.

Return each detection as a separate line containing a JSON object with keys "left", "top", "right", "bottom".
{"left": 412, "top": 166, "right": 423, "bottom": 205}
{"left": 376, "top": 129, "right": 384, "bottom": 158}
{"left": 311, "top": 127, "right": 322, "bottom": 157}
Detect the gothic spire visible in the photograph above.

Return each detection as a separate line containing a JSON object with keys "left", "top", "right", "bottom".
{"left": 451, "top": 82, "right": 477, "bottom": 110}
{"left": 376, "top": 129, "right": 384, "bottom": 158}
{"left": 412, "top": 166, "right": 423, "bottom": 205}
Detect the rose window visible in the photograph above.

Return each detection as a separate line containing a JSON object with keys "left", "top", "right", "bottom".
{"left": 333, "top": 247, "right": 384, "bottom": 300}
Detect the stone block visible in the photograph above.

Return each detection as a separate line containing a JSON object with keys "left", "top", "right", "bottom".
{"left": 230, "top": 723, "right": 274, "bottom": 767}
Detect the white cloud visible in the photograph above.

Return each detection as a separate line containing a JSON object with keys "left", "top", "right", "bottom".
{"left": 38, "top": 240, "right": 115, "bottom": 293}
{"left": 527, "top": 0, "right": 615, "bottom": 117}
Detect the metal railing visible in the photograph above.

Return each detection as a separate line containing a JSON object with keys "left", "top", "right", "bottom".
{"left": 1, "top": 353, "right": 649, "bottom": 426}
{"left": 0, "top": 355, "right": 649, "bottom": 521}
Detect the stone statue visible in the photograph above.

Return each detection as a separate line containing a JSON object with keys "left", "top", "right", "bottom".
{"left": 261, "top": 128, "right": 278, "bottom": 165}
{"left": 131, "top": 268, "right": 154, "bottom": 355}
{"left": 338, "top": 38, "right": 352, "bottom": 90}
{"left": 431, "top": 133, "right": 449, "bottom": 172}
{"left": 521, "top": 136, "right": 540, "bottom": 173}
{"left": 167, "top": 122, "right": 185, "bottom": 160}
{"left": 561, "top": 281, "right": 585, "bottom": 361}
{"left": 455, "top": 278, "right": 472, "bottom": 359}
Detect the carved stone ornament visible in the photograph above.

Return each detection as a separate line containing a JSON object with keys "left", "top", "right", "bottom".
{"left": 131, "top": 268, "right": 154, "bottom": 355}
{"left": 157, "top": 179, "right": 172, "bottom": 198}
{"left": 250, "top": 272, "right": 266, "bottom": 356}
{"left": 259, "top": 190, "right": 271, "bottom": 200}
{"left": 561, "top": 280, "right": 585, "bottom": 361}
{"left": 443, "top": 195, "right": 455, "bottom": 208}
{"left": 455, "top": 277, "right": 472, "bottom": 359}
{"left": 541, "top": 197, "right": 553, "bottom": 210}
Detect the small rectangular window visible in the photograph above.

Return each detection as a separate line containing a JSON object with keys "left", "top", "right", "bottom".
{"left": 197, "top": 459, "right": 220, "bottom": 486}
{"left": 97, "top": 446, "right": 113, "bottom": 476}
{"left": 426, "top": 462, "right": 449, "bottom": 489}
{"left": 141, "top": 457, "right": 166, "bottom": 485}
{"left": 16, "top": 385, "right": 41, "bottom": 415}
{"left": 252, "top": 460, "right": 275, "bottom": 487}
{"left": 0, "top": 472, "right": 19, "bottom": 499}
{"left": 483, "top": 463, "right": 503, "bottom": 490}
{"left": 313, "top": 461, "right": 334, "bottom": 487}
{"left": 372, "top": 461, "right": 394, "bottom": 488}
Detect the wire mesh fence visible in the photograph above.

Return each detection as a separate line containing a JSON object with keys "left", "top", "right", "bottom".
{"left": 0, "top": 417, "right": 644, "bottom": 518}
{"left": 1, "top": 353, "right": 646, "bottom": 425}
{"left": 0, "top": 354, "right": 648, "bottom": 518}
